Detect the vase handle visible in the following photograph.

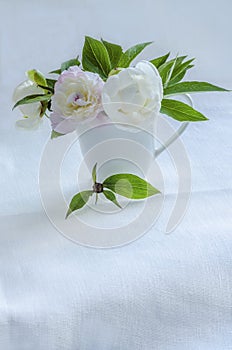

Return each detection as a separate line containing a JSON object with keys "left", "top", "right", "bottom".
{"left": 154, "top": 94, "right": 193, "bottom": 158}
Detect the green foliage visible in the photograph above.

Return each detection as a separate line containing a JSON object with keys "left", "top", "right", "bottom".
{"left": 101, "top": 39, "right": 123, "bottom": 69}
{"left": 46, "top": 79, "right": 57, "bottom": 90}
{"left": 92, "top": 162, "right": 97, "bottom": 183}
{"left": 158, "top": 55, "right": 194, "bottom": 87}
{"left": 103, "top": 173, "right": 160, "bottom": 199}
{"left": 27, "top": 69, "right": 47, "bottom": 87}
{"left": 40, "top": 101, "right": 48, "bottom": 118}
{"left": 103, "top": 189, "right": 122, "bottom": 208}
{"left": 50, "top": 58, "right": 80, "bottom": 75}
{"left": 161, "top": 99, "right": 208, "bottom": 122}
{"left": 82, "top": 36, "right": 111, "bottom": 79}
{"left": 164, "top": 81, "right": 229, "bottom": 96}
{"left": 150, "top": 52, "right": 170, "bottom": 68}
{"left": 169, "top": 59, "right": 194, "bottom": 85}
{"left": 49, "top": 69, "right": 62, "bottom": 74}
{"left": 118, "top": 42, "right": 152, "bottom": 68}
{"left": 61, "top": 58, "right": 80, "bottom": 71}
{"left": 158, "top": 59, "right": 177, "bottom": 86}
{"left": 13, "top": 94, "right": 51, "bottom": 110}
{"left": 51, "top": 130, "right": 64, "bottom": 139}
{"left": 66, "top": 190, "right": 93, "bottom": 218}
{"left": 66, "top": 165, "right": 160, "bottom": 217}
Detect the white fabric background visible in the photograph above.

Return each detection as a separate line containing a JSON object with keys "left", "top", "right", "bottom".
{"left": 0, "top": 0, "right": 232, "bottom": 349}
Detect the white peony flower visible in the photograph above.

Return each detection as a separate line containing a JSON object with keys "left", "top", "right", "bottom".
{"left": 50, "top": 66, "right": 104, "bottom": 135}
{"left": 102, "top": 60, "right": 163, "bottom": 130}
{"left": 13, "top": 79, "right": 44, "bottom": 129}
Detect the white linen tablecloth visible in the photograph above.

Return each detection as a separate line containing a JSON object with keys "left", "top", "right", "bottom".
{"left": 1, "top": 0, "right": 232, "bottom": 349}
{"left": 1, "top": 94, "right": 232, "bottom": 350}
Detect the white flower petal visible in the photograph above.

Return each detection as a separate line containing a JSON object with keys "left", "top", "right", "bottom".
{"left": 51, "top": 66, "right": 104, "bottom": 134}
{"left": 102, "top": 60, "right": 163, "bottom": 130}
{"left": 13, "top": 79, "right": 44, "bottom": 129}
{"left": 16, "top": 116, "right": 42, "bottom": 130}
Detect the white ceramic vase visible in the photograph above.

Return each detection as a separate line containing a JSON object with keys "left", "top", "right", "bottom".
{"left": 78, "top": 95, "right": 192, "bottom": 180}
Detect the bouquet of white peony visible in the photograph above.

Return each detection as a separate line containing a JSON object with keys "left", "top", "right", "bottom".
{"left": 13, "top": 36, "right": 229, "bottom": 216}
{"left": 13, "top": 36, "right": 228, "bottom": 135}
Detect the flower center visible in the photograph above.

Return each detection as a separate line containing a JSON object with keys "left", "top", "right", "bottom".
{"left": 67, "top": 92, "right": 89, "bottom": 108}
{"left": 74, "top": 94, "right": 81, "bottom": 101}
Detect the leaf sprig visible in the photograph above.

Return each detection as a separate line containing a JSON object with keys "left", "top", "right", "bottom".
{"left": 65, "top": 163, "right": 160, "bottom": 218}
{"left": 81, "top": 36, "right": 152, "bottom": 80}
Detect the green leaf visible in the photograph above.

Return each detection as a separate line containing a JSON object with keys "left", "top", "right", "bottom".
{"left": 49, "top": 69, "right": 61, "bottom": 74}
{"left": 101, "top": 39, "right": 123, "bottom": 68}
{"left": 164, "top": 81, "right": 229, "bottom": 96}
{"left": 158, "top": 59, "right": 177, "bottom": 86}
{"left": 40, "top": 101, "right": 48, "bottom": 118}
{"left": 118, "top": 42, "right": 152, "bottom": 68}
{"left": 82, "top": 36, "right": 111, "bottom": 78}
{"left": 61, "top": 58, "right": 80, "bottom": 72}
{"left": 92, "top": 163, "right": 97, "bottom": 183}
{"left": 103, "top": 189, "right": 122, "bottom": 208}
{"left": 161, "top": 99, "right": 208, "bottom": 122}
{"left": 27, "top": 69, "right": 47, "bottom": 87}
{"left": 168, "top": 58, "right": 195, "bottom": 85}
{"left": 13, "top": 94, "right": 51, "bottom": 110}
{"left": 150, "top": 52, "right": 170, "bottom": 68}
{"left": 158, "top": 56, "right": 187, "bottom": 85}
{"left": 49, "top": 58, "right": 80, "bottom": 75}
{"left": 51, "top": 130, "right": 65, "bottom": 139}
{"left": 108, "top": 68, "right": 123, "bottom": 76}
{"left": 66, "top": 190, "right": 93, "bottom": 218}
{"left": 170, "top": 55, "right": 187, "bottom": 70}
{"left": 37, "top": 84, "right": 54, "bottom": 93}
{"left": 103, "top": 174, "right": 160, "bottom": 199}
{"left": 168, "top": 64, "right": 194, "bottom": 86}
{"left": 47, "top": 100, "right": 52, "bottom": 112}
{"left": 46, "top": 79, "right": 57, "bottom": 90}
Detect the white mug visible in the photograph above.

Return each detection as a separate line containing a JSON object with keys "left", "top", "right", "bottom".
{"left": 78, "top": 95, "right": 193, "bottom": 179}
